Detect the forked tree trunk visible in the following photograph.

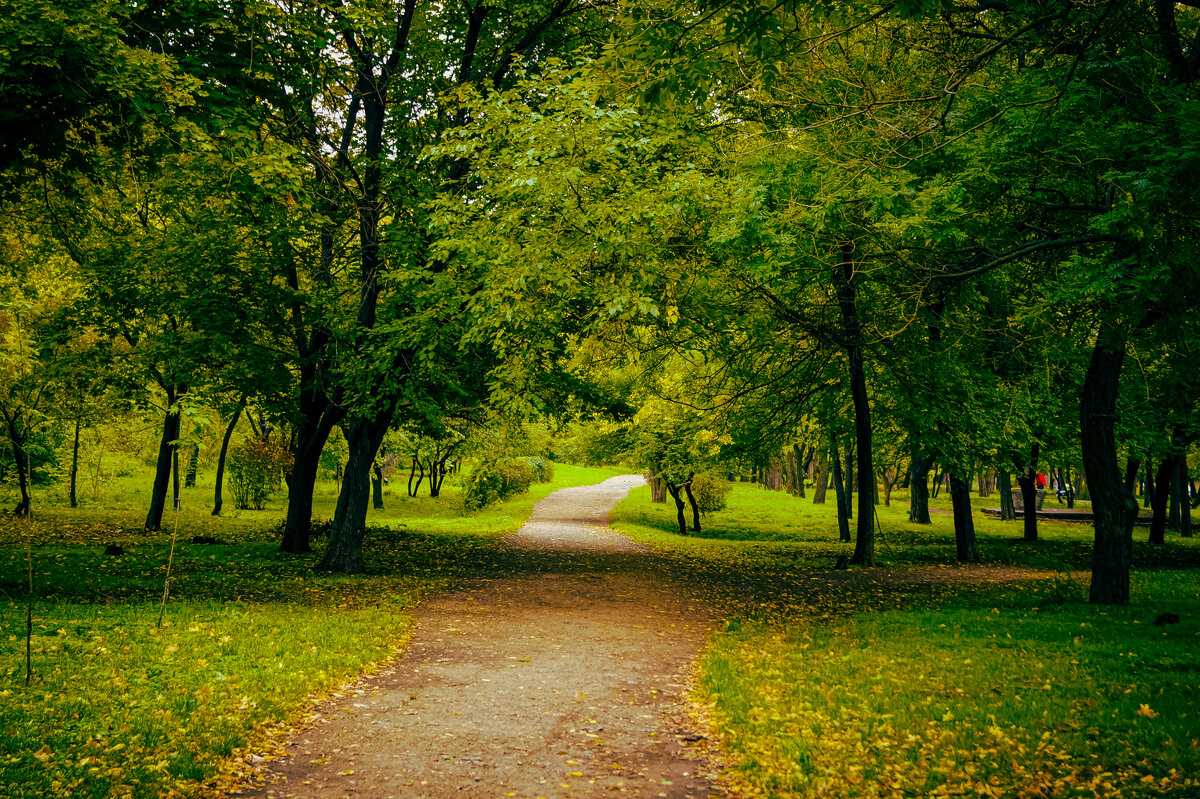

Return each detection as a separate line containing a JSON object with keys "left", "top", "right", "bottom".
{"left": 665, "top": 480, "right": 689, "bottom": 537}
{"left": 1148, "top": 454, "right": 1179, "bottom": 544}
{"left": 319, "top": 410, "right": 394, "bottom": 573}
{"left": 1080, "top": 323, "right": 1139, "bottom": 605}
{"left": 280, "top": 400, "right": 342, "bottom": 552}
{"left": 684, "top": 481, "right": 701, "bottom": 533}
{"left": 949, "top": 472, "right": 979, "bottom": 563}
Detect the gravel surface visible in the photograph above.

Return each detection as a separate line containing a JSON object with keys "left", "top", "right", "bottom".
{"left": 251, "top": 476, "right": 725, "bottom": 799}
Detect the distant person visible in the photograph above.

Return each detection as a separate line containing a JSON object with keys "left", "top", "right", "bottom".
{"left": 1035, "top": 472, "right": 1047, "bottom": 490}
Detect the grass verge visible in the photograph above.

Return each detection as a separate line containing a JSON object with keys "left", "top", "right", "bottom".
{"left": 0, "top": 463, "right": 629, "bottom": 798}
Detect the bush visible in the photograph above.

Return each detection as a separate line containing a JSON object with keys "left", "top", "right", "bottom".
{"left": 462, "top": 459, "right": 535, "bottom": 511}
{"left": 692, "top": 473, "right": 731, "bottom": 514}
{"left": 228, "top": 437, "right": 293, "bottom": 510}
{"left": 523, "top": 456, "right": 555, "bottom": 484}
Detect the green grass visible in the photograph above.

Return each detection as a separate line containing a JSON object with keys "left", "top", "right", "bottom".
{"left": 611, "top": 482, "right": 1200, "bottom": 798}
{"left": 0, "top": 462, "right": 629, "bottom": 799}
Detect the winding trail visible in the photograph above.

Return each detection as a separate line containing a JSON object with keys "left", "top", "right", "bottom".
{"left": 253, "top": 476, "right": 724, "bottom": 798}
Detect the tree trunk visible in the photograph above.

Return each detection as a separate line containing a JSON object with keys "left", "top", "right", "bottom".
{"left": 212, "top": 402, "right": 244, "bottom": 517}
{"left": 908, "top": 454, "right": 934, "bottom": 524}
{"left": 1014, "top": 443, "right": 1040, "bottom": 542}
{"left": 949, "top": 472, "right": 980, "bottom": 563}
{"left": 407, "top": 455, "right": 425, "bottom": 497}
{"left": 684, "top": 480, "right": 701, "bottom": 533}
{"left": 280, "top": 399, "right": 342, "bottom": 551}
{"left": 319, "top": 410, "right": 393, "bottom": 573}
{"left": 69, "top": 416, "right": 80, "bottom": 509}
{"left": 650, "top": 475, "right": 667, "bottom": 503}
{"left": 843, "top": 441, "right": 855, "bottom": 521}
{"left": 372, "top": 464, "right": 385, "bottom": 510}
{"left": 1143, "top": 459, "right": 1154, "bottom": 508}
{"left": 1179, "top": 458, "right": 1193, "bottom": 538}
{"left": 997, "top": 469, "right": 1016, "bottom": 521}
{"left": 832, "top": 439, "right": 851, "bottom": 543}
{"left": 430, "top": 454, "right": 450, "bottom": 498}
{"left": 185, "top": 443, "right": 200, "bottom": 488}
{"left": 1168, "top": 457, "right": 1182, "bottom": 531}
{"left": 812, "top": 449, "right": 829, "bottom": 504}
{"left": 794, "top": 443, "right": 806, "bottom": 498}
{"left": 172, "top": 445, "right": 181, "bottom": 511}
{"left": 5, "top": 412, "right": 31, "bottom": 516}
{"left": 145, "top": 386, "right": 183, "bottom": 532}
{"left": 1148, "top": 454, "right": 1180, "bottom": 544}
{"left": 665, "top": 481, "right": 688, "bottom": 537}
{"left": 1080, "top": 324, "right": 1138, "bottom": 605}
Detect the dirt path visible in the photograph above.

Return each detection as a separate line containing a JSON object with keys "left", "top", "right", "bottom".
{"left": 252, "top": 476, "right": 724, "bottom": 799}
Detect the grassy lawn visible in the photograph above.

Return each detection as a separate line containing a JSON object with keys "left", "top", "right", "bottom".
{"left": 0, "top": 463, "right": 627, "bottom": 799}
{"left": 614, "top": 482, "right": 1200, "bottom": 798}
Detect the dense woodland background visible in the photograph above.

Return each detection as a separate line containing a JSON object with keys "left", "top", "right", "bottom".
{"left": 2, "top": 0, "right": 1198, "bottom": 602}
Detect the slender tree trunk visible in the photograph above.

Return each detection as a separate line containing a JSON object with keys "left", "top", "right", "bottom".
{"left": 372, "top": 464, "right": 385, "bottom": 510}
{"left": 1065, "top": 466, "right": 1076, "bottom": 508}
{"left": 794, "top": 443, "right": 806, "bottom": 498}
{"left": 185, "top": 443, "right": 200, "bottom": 488}
{"left": 1080, "top": 324, "right": 1139, "bottom": 605}
{"left": 172, "top": 445, "right": 181, "bottom": 511}
{"left": 319, "top": 410, "right": 394, "bottom": 573}
{"left": 684, "top": 479, "right": 700, "bottom": 533}
{"left": 997, "top": 469, "right": 1016, "bottom": 521}
{"left": 650, "top": 475, "right": 667, "bottom": 503}
{"left": 1168, "top": 458, "right": 1182, "bottom": 531}
{"left": 145, "top": 386, "right": 183, "bottom": 532}
{"left": 69, "top": 417, "right": 80, "bottom": 509}
{"left": 212, "top": 402, "right": 244, "bottom": 517}
{"left": 843, "top": 441, "right": 855, "bottom": 521}
{"left": 1149, "top": 455, "right": 1179, "bottom": 544}
{"left": 6, "top": 413, "right": 31, "bottom": 516}
{"left": 832, "top": 439, "right": 851, "bottom": 543}
{"left": 949, "top": 472, "right": 979, "bottom": 563}
{"left": 909, "top": 454, "right": 934, "bottom": 524}
{"left": 1144, "top": 459, "right": 1154, "bottom": 508}
{"left": 1179, "top": 459, "right": 1193, "bottom": 538}
{"left": 407, "top": 455, "right": 425, "bottom": 497}
{"left": 665, "top": 481, "right": 688, "bottom": 536}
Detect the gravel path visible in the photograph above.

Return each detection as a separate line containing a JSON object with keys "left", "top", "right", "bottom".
{"left": 252, "top": 476, "right": 724, "bottom": 799}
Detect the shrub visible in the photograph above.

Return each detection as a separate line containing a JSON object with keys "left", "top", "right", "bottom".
{"left": 692, "top": 473, "right": 731, "bottom": 515}
{"left": 462, "top": 459, "right": 535, "bottom": 511}
{"left": 228, "top": 437, "right": 293, "bottom": 510}
{"left": 524, "top": 456, "right": 555, "bottom": 484}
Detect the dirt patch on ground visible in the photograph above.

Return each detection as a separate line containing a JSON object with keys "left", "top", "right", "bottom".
{"left": 246, "top": 477, "right": 1068, "bottom": 799}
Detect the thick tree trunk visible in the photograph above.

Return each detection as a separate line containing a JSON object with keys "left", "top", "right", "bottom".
{"left": 997, "top": 469, "right": 1016, "bottom": 521}
{"left": 212, "top": 403, "right": 243, "bottom": 517}
{"left": 372, "top": 464, "right": 385, "bottom": 510}
{"left": 145, "top": 387, "right": 183, "bottom": 532}
{"left": 280, "top": 402, "right": 340, "bottom": 551}
{"left": 319, "top": 410, "right": 394, "bottom": 573}
{"left": 665, "top": 481, "right": 688, "bottom": 536}
{"left": 812, "top": 449, "right": 829, "bottom": 504}
{"left": 832, "top": 439, "right": 851, "bottom": 543}
{"left": 1013, "top": 443, "right": 1040, "bottom": 542}
{"left": 1148, "top": 454, "right": 1180, "bottom": 544}
{"left": 684, "top": 480, "right": 701, "bottom": 533}
{"left": 650, "top": 475, "right": 667, "bottom": 503}
{"left": 908, "top": 454, "right": 934, "bottom": 524}
{"left": 1080, "top": 324, "right": 1138, "bottom": 605}
{"left": 949, "top": 472, "right": 979, "bottom": 563}
{"left": 69, "top": 417, "right": 80, "bottom": 509}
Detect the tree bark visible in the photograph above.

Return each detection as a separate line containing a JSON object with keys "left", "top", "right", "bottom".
{"left": 4, "top": 411, "right": 31, "bottom": 517}
{"left": 1148, "top": 454, "right": 1180, "bottom": 544}
{"left": 280, "top": 399, "right": 343, "bottom": 551}
{"left": 908, "top": 454, "right": 934, "bottom": 524}
{"left": 843, "top": 440, "right": 855, "bottom": 521}
{"left": 997, "top": 469, "right": 1016, "bottom": 521}
{"left": 665, "top": 480, "right": 689, "bottom": 536}
{"left": 1179, "top": 458, "right": 1193, "bottom": 538}
{"left": 1013, "top": 443, "right": 1040, "bottom": 542}
{"left": 812, "top": 448, "right": 829, "bottom": 504}
{"left": 684, "top": 480, "right": 701, "bottom": 533}
{"left": 1080, "top": 324, "right": 1138, "bottom": 605}
{"left": 372, "top": 464, "right": 385, "bottom": 510}
{"left": 794, "top": 443, "right": 806, "bottom": 498}
{"left": 319, "top": 410, "right": 394, "bottom": 573}
{"left": 145, "top": 386, "right": 183, "bottom": 532}
{"left": 949, "top": 472, "right": 980, "bottom": 563}
{"left": 1143, "top": 459, "right": 1154, "bottom": 508}
{"left": 832, "top": 438, "right": 851, "bottom": 543}
{"left": 212, "top": 402, "right": 244, "bottom": 517}
{"left": 407, "top": 455, "right": 424, "bottom": 497}
{"left": 69, "top": 416, "right": 80, "bottom": 509}
{"left": 650, "top": 475, "right": 667, "bottom": 503}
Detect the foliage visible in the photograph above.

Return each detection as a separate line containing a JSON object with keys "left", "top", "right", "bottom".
{"left": 523, "top": 456, "right": 555, "bottom": 485}
{"left": 461, "top": 459, "right": 536, "bottom": 512}
{"left": 227, "top": 437, "right": 292, "bottom": 511}
{"left": 691, "top": 473, "right": 730, "bottom": 515}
